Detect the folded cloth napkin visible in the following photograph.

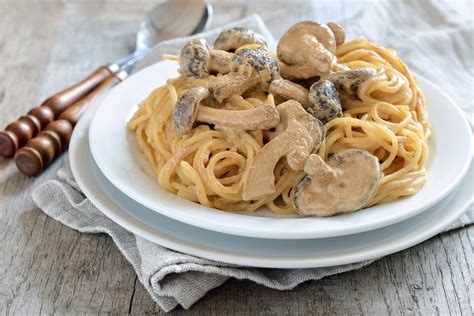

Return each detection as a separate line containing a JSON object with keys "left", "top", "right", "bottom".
{"left": 33, "top": 2, "right": 473, "bottom": 312}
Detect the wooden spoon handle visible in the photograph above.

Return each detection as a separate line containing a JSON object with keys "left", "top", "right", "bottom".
{"left": 0, "top": 65, "right": 116, "bottom": 158}
{"left": 14, "top": 73, "right": 124, "bottom": 177}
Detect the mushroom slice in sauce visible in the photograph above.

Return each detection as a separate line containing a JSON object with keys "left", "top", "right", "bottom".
{"left": 307, "top": 80, "right": 342, "bottom": 124}
{"left": 278, "top": 63, "right": 323, "bottom": 81}
{"left": 269, "top": 78, "right": 311, "bottom": 108}
{"left": 209, "top": 48, "right": 280, "bottom": 102}
{"left": 213, "top": 27, "right": 267, "bottom": 52}
{"left": 242, "top": 100, "right": 325, "bottom": 201}
{"left": 195, "top": 105, "right": 280, "bottom": 131}
{"left": 173, "top": 87, "right": 209, "bottom": 135}
{"left": 292, "top": 149, "right": 381, "bottom": 217}
{"left": 321, "top": 67, "right": 383, "bottom": 99}
{"left": 208, "top": 49, "right": 233, "bottom": 75}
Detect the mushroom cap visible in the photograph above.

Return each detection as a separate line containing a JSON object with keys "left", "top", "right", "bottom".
{"left": 321, "top": 67, "right": 380, "bottom": 99}
{"left": 179, "top": 38, "right": 211, "bottom": 78}
{"left": 327, "top": 22, "right": 345, "bottom": 46}
{"left": 231, "top": 48, "right": 280, "bottom": 89}
{"left": 292, "top": 149, "right": 381, "bottom": 217}
{"left": 213, "top": 27, "right": 267, "bottom": 52}
{"left": 173, "top": 87, "right": 209, "bottom": 135}
{"left": 277, "top": 21, "right": 337, "bottom": 74}
{"left": 307, "top": 80, "right": 342, "bottom": 124}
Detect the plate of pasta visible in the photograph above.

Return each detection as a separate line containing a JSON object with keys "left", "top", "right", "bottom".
{"left": 89, "top": 21, "right": 472, "bottom": 239}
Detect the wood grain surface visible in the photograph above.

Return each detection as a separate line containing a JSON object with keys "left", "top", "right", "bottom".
{"left": 0, "top": 1, "right": 472, "bottom": 314}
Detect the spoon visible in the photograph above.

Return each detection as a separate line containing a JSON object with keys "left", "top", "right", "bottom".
{"left": 118, "top": 0, "right": 213, "bottom": 72}
{"left": 0, "top": 0, "right": 213, "bottom": 158}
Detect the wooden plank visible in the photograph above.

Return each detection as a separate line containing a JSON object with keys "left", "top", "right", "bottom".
{"left": 0, "top": 1, "right": 472, "bottom": 315}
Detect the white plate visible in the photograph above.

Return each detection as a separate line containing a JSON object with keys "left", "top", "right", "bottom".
{"left": 72, "top": 108, "right": 472, "bottom": 268}
{"left": 89, "top": 60, "right": 473, "bottom": 239}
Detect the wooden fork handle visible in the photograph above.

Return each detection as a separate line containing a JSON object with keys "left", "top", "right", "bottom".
{"left": 14, "top": 73, "right": 124, "bottom": 177}
{"left": 0, "top": 64, "right": 118, "bottom": 158}
{"left": 42, "top": 65, "right": 119, "bottom": 115}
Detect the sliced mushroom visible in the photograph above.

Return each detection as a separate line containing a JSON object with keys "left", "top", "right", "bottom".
{"left": 321, "top": 67, "right": 382, "bottom": 99}
{"left": 173, "top": 87, "right": 209, "bottom": 135}
{"left": 213, "top": 27, "right": 267, "bottom": 52}
{"left": 195, "top": 105, "right": 280, "bottom": 131}
{"left": 180, "top": 39, "right": 233, "bottom": 78}
{"left": 209, "top": 72, "right": 259, "bottom": 103}
{"left": 242, "top": 100, "right": 325, "bottom": 201}
{"left": 208, "top": 49, "right": 233, "bottom": 74}
{"left": 277, "top": 21, "right": 337, "bottom": 76}
{"left": 327, "top": 22, "right": 345, "bottom": 46}
{"left": 307, "top": 80, "right": 342, "bottom": 124}
{"left": 209, "top": 48, "right": 280, "bottom": 102}
{"left": 292, "top": 150, "right": 381, "bottom": 217}
{"left": 269, "top": 78, "right": 311, "bottom": 108}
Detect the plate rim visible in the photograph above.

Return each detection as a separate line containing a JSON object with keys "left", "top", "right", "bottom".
{"left": 71, "top": 107, "right": 473, "bottom": 268}
{"left": 88, "top": 60, "right": 473, "bottom": 239}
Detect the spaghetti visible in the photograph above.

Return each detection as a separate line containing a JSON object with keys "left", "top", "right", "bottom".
{"left": 127, "top": 36, "right": 430, "bottom": 215}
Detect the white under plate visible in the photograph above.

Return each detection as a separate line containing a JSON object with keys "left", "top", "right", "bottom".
{"left": 72, "top": 106, "right": 472, "bottom": 268}
{"left": 89, "top": 60, "right": 473, "bottom": 239}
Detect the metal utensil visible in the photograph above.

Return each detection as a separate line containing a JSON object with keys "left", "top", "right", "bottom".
{"left": 15, "top": 71, "right": 128, "bottom": 177}
{"left": 116, "top": 0, "right": 213, "bottom": 73}
{"left": 0, "top": 0, "right": 213, "bottom": 158}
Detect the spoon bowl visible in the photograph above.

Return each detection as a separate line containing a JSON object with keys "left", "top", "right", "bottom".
{"left": 119, "top": 1, "right": 213, "bottom": 70}
{"left": 136, "top": 1, "right": 213, "bottom": 54}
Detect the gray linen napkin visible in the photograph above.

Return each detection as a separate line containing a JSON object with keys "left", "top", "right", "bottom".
{"left": 32, "top": 3, "right": 473, "bottom": 312}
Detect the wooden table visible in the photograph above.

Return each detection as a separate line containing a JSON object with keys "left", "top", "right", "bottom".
{"left": 0, "top": 1, "right": 472, "bottom": 314}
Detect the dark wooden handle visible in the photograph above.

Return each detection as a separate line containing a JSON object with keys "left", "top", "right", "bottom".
{"left": 0, "top": 65, "right": 113, "bottom": 158}
{"left": 44, "top": 66, "right": 114, "bottom": 115}
{"left": 57, "top": 75, "right": 120, "bottom": 124}
{"left": 14, "top": 75, "right": 121, "bottom": 176}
